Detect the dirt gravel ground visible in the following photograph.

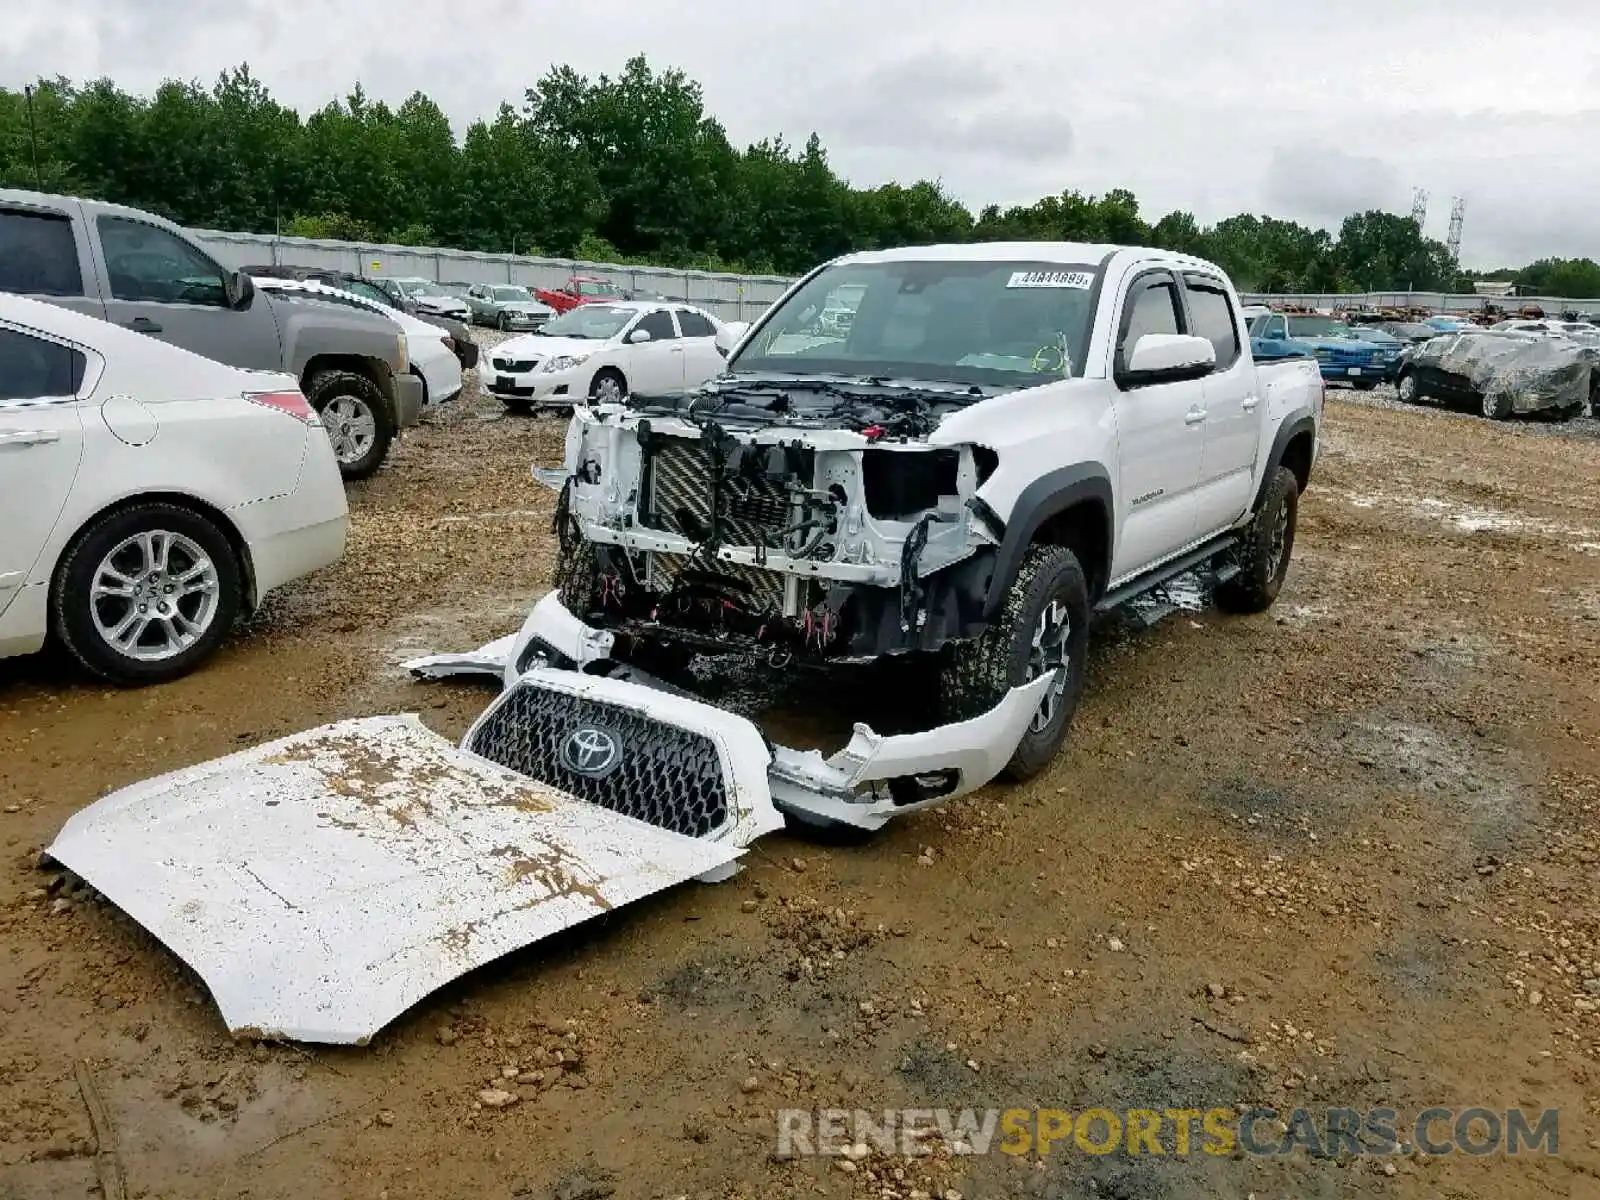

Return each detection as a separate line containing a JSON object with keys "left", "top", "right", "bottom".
{"left": 2, "top": 356, "right": 1599, "bottom": 1200}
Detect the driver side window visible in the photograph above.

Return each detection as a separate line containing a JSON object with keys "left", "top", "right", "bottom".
{"left": 98, "top": 216, "right": 227, "bottom": 307}
{"left": 1263, "top": 316, "right": 1286, "bottom": 339}
{"left": 1118, "top": 277, "right": 1182, "bottom": 362}
{"left": 637, "top": 310, "right": 677, "bottom": 340}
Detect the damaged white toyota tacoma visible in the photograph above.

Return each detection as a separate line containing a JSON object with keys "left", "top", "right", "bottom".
{"left": 46, "top": 244, "right": 1323, "bottom": 1045}
{"left": 528, "top": 243, "right": 1324, "bottom": 780}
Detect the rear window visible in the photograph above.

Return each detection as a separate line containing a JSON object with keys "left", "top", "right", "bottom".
{"left": 0, "top": 327, "right": 86, "bottom": 400}
{"left": 0, "top": 210, "right": 85, "bottom": 297}
{"left": 1183, "top": 279, "right": 1241, "bottom": 368}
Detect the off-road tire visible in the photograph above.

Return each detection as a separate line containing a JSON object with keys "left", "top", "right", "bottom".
{"left": 937, "top": 545, "right": 1091, "bottom": 782}
{"left": 1480, "top": 388, "right": 1514, "bottom": 420}
{"left": 304, "top": 368, "right": 394, "bottom": 481}
{"left": 52, "top": 502, "right": 242, "bottom": 686}
{"left": 589, "top": 368, "right": 627, "bottom": 404}
{"left": 1216, "top": 466, "right": 1299, "bottom": 615}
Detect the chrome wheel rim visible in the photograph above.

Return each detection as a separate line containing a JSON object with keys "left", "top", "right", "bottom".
{"left": 90, "top": 530, "right": 220, "bottom": 662}
{"left": 593, "top": 375, "right": 624, "bottom": 404}
{"left": 1398, "top": 375, "right": 1416, "bottom": 402}
{"left": 1026, "top": 597, "right": 1071, "bottom": 732}
{"left": 320, "top": 394, "right": 377, "bottom": 465}
{"left": 1267, "top": 497, "right": 1291, "bottom": 576}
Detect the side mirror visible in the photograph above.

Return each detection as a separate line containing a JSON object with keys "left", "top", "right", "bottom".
{"left": 627, "top": 327, "right": 653, "bottom": 344}
{"left": 715, "top": 321, "right": 749, "bottom": 359}
{"left": 224, "top": 269, "right": 255, "bottom": 310}
{"left": 1120, "top": 333, "right": 1216, "bottom": 386}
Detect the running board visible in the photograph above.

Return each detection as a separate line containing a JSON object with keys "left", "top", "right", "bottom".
{"left": 1095, "top": 534, "right": 1238, "bottom": 613}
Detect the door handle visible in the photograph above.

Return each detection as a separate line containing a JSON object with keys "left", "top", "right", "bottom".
{"left": 126, "top": 317, "right": 163, "bottom": 334}
{"left": 0, "top": 430, "right": 61, "bottom": 447}
{"left": 1184, "top": 408, "right": 1208, "bottom": 425}
{"left": 1241, "top": 396, "right": 1260, "bottom": 412}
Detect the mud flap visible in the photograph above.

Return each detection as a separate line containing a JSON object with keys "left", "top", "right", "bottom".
{"left": 46, "top": 714, "right": 758, "bottom": 1045}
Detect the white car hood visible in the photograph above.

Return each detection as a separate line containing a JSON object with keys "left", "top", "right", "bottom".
{"left": 47, "top": 711, "right": 761, "bottom": 1044}
{"left": 492, "top": 334, "right": 610, "bottom": 362}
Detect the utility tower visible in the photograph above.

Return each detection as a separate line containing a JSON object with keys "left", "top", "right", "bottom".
{"left": 1446, "top": 197, "right": 1466, "bottom": 263}
{"left": 1411, "top": 187, "right": 1429, "bottom": 229}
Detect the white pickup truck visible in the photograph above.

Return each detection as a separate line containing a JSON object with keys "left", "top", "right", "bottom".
{"left": 544, "top": 243, "right": 1324, "bottom": 779}
{"left": 43, "top": 243, "right": 1326, "bottom": 1046}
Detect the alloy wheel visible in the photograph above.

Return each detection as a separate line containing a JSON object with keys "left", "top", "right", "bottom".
{"left": 89, "top": 530, "right": 221, "bottom": 662}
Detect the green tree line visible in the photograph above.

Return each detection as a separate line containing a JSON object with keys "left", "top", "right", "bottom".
{"left": 3, "top": 59, "right": 1597, "bottom": 297}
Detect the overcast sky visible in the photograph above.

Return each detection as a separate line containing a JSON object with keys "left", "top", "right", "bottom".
{"left": 4, "top": 0, "right": 1596, "bottom": 268}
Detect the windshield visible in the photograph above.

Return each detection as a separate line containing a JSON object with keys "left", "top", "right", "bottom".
{"left": 539, "top": 305, "right": 635, "bottom": 339}
{"left": 1286, "top": 317, "right": 1350, "bottom": 338}
{"left": 1340, "top": 326, "right": 1395, "bottom": 342}
{"left": 577, "top": 279, "right": 622, "bottom": 297}
{"left": 401, "top": 279, "right": 450, "bottom": 298}
{"left": 492, "top": 286, "right": 534, "bottom": 302}
{"left": 729, "top": 260, "right": 1103, "bottom": 388}
{"left": 346, "top": 280, "right": 395, "bottom": 307}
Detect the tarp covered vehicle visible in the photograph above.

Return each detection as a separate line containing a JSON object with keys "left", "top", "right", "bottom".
{"left": 1394, "top": 331, "right": 1595, "bottom": 419}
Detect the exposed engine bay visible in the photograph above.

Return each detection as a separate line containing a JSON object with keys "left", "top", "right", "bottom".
{"left": 542, "top": 382, "right": 1008, "bottom": 662}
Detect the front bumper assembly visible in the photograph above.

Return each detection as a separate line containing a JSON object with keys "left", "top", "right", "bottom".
{"left": 404, "top": 590, "right": 1053, "bottom": 830}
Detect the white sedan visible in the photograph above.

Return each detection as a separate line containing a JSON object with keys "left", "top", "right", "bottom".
{"left": 0, "top": 293, "right": 349, "bottom": 685}
{"left": 252, "top": 276, "right": 464, "bottom": 408}
{"left": 482, "top": 301, "right": 739, "bottom": 412}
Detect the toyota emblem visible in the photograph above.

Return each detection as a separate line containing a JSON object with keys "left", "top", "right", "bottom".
{"left": 559, "top": 726, "right": 622, "bottom": 777}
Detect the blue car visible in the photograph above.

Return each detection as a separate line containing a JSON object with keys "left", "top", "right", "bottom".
{"left": 1249, "top": 313, "right": 1400, "bottom": 389}
{"left": 1340, "top": 326, "right": 1408, "bottom": 381}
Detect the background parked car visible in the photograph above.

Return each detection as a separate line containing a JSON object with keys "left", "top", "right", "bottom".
{"left": 245, "top": 265, "right": 478, "bottom": 370}
{"left": 0, "top": 190, "right": 423, "bottom": 482}
{"left": 532, "top": 274, "right": 630, "bottom": 314}
{"left": 1371, "top": 320, "right": 1441, "bottom": 344}
{"left": 252, "top": 276, "right": 463, "bottom": 414}
{"left": 1336, "top": 324, "right": 1407, "bottom": 381}
{"left": 1249, "top": 311, "right": 1397, "bottom": 390}
{"left": 0, "top": 292, "right": 348, "bottom": 684}
{"left": 482, "top": 300, "right": 729, "bottom": 413}
{"left": 465, "top": 283, "right": 556, "bottom": 331}
{"left": 371, "top": 276, "right": 472, "bottom": 323}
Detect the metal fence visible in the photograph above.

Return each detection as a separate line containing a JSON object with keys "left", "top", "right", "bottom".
{"left": 189, "top": 228, "right": 1600, "bottom": 320}
{"left": 192, "top": 228, "right": 798, "bottom": 323}
{"left": 1240, "top": 290, "right": 1597, "bottom": 315}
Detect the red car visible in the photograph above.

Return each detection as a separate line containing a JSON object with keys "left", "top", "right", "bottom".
{"left": 533, "top": 275, "right": 630, "bottom": 314}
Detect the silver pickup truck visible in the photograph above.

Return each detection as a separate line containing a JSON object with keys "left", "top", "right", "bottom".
{"left": 0, "top": 189, "right": 423, "bottom": 479}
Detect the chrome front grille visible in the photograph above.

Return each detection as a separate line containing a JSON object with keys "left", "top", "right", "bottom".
{"left": 466, "top": 683, "right": 729, "bottom": 837}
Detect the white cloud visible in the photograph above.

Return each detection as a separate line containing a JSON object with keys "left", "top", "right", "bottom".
{"left": 3, "top": 0, "right": 1597, "bottom": 267}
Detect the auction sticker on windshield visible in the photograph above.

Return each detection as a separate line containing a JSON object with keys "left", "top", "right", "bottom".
{"left": 1007, "top": 270, "right": 1094, "bottom": 289}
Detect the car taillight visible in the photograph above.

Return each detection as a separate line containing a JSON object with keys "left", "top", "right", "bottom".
{"left": 247, "top": 390, "right": 320, "bottom": 424}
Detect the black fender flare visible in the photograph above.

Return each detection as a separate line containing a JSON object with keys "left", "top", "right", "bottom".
{"left": 1253, "top": 412, "right": 1317, "bottom": 512}
{"left": 980, "top": 465, "right": 1114, "bottom": 619}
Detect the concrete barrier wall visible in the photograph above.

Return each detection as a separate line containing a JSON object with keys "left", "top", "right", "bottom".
{"left": 194, "top": 229, "right": 798, "bottom": 323}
